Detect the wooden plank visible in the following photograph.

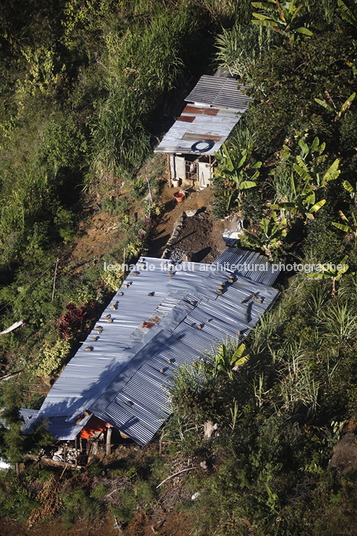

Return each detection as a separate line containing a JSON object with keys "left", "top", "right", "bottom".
{"left": 183, "top": 105, "right": 218, "bottom": 116}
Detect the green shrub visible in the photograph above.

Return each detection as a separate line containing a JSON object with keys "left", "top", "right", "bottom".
{"left": 62, "top": 487, "right": 101, "bottom": 530}
{"left": 90, "top": 483, "right": 108, "bottom": 499}
{"left": 0, "top": 477, "right": 38, "bottom": 522}
{"left": 35, "top": 338, "right": 72, "bottom": 377}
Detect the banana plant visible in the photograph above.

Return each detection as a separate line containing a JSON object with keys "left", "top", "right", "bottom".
{"left": 314, "top": 92, "right": 356, "bottom": 121}
{"left": 271, "top": 138, "right": 340, "bottom": 220}
{"left": 282, "top": 136, "right": 340, "bottom": 189}
{"left": 213, "top": 142, "right": 261, "bottom": 214}
{"left": 341, "top": 179, "right": 357, "bottom": 203}
{"left": 252, "top": 0, "right": 313, "bottom": 42}
{"left": 332, "top": 210, "right": 357, "bottom": 247}
{"left": 293, "top": 155, "right": 340, "bottom": 189}
{"left": 295, "top": 136, "right": 326, "bottom": 164}
{"left": 338, "top": 0, "right": 357, "bottom": 27}
{"left": 269, "top": 172, "right": 327, "bottom": 221}
{"left": 308, "top": 255, "right": 349, "bottom": 296}
{"left": 199, "top": 339, "right": 249, "bottom": 381}
{"left": 241, "top": 211, "right": 288, "bottom": 260}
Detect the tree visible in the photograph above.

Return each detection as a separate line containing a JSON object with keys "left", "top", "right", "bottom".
{"left": 0, "top": 385, "right": 25, "bottom": 476}
{"left": 0, "top": 383, "right": 53, "bottom": 475}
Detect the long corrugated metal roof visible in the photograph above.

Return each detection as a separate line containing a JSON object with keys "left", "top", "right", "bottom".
{"left": 93, "top": 273, "right": 278, "bottom": 444}
{"left": 185, "top": 76, "right": 252, "bottom": 111}
{"left": 28, "top": 251, "right": 280, "bottom": 444}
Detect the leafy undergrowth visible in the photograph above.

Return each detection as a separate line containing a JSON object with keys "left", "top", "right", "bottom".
{"left": 0, "top": 442, "right": 193, "bottom": 534}
{"left": 158, "top": 271, "right": 357, "bottom": 536}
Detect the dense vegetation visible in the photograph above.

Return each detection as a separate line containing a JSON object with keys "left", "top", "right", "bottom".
{"left": 1, "top": 0, "right": 357, "bottom": 534}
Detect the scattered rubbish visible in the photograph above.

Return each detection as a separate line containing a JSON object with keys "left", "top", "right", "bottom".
{"left": 186, "top": 209, "right": 197, "bottom": 217}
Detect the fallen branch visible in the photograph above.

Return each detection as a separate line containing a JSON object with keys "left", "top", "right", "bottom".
{"left": 60, "top": 464, "right": 68, "bottom": 479}
{"left": 106, "top": 487, "right": 122, "bottom": 498}
{"left": 156, "top": 466, "right": 196, "bottom": 489}
{"left": 0, "top": 369, "right": 24, "bottom": 383}
{"left": 25, "top": 454, "right": 82, "bottom": 469}
{"left": 0, "top": 320, "right": 23, "bottom": 336}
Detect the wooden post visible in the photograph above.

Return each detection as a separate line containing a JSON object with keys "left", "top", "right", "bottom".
{"left": 122, "top": 248, "right": 126, "bottom": 283}
{"left": 75, "top": 436, "right": 78, "bottom": 467}
{"left": 146, "top": 175, "right": 153, "bottom": 218}
{"left": 52, "top": 258, "right": 59, "bottom": 301}
{"left": 167, "top": 154, "right": 172, "bottom": 187}
{"left": 106, "top": 425, "right": 112, "bottom": 457}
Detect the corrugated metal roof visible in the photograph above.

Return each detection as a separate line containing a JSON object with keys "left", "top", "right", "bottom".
{"left": 155, "top": 75, "right": 253, "bottom": 156}
{"left": 213, "top": 247, "right": 280, "bottom": 286}
{"left": 28, "top": 251, "right": 280, "bottom": 444}
{"left": 155, "top": 104, "right": 241, "bottom": 155}
{"left": 93, "top": 272, "right": 278, "bottom": 444}
{"left": 185, "top": 76, "right": 252, "bottom": 111}
{"left": 21, "top": 410, "right": 91, "bottom": 440}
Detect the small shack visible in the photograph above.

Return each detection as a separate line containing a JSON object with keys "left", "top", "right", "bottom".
{"left": 155, "top": 75, "right": 252, "bottom": 189}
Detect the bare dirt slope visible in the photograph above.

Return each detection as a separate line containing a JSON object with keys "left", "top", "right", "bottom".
{"left": 66, "top": 184, "right": 228, "bottom": 270}
{"left": 149, "top": 185, "right": 227, "bottom": 262}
